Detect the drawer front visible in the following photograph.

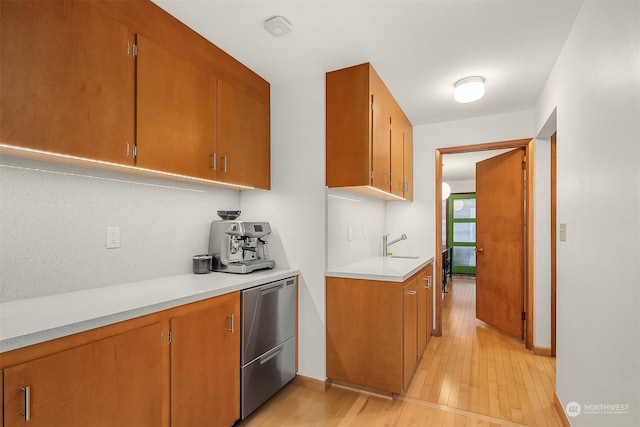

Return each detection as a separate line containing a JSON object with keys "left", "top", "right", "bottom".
{"left": 241, "top": 278, "right": 296, "bottom": 363}
{"left": 241, "top": 336, "right": 296, "bottom": 419}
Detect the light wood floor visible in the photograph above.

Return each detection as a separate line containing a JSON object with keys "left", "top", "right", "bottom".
{"left": 238, "top": 278, "right": 561, "bottom": 426}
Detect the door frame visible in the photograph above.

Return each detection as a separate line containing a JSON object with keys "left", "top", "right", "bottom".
{"left": 435, "top": 138, "right": 535, "bottom": 350}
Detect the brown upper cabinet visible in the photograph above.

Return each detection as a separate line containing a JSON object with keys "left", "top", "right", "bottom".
{"left": 218, "top": 80, "right": 271, "bottom": 189}
{"left": 136, "top": 34, "right": 218, "bottom": 179}
{"left": 326, "top": 63, "right": 413, "bottom": 201}
{"left": 0, "top": 1, "right": 136, "bottom": 165}
{"left": 0, "top": 1, "right": 271, "bottom": 190}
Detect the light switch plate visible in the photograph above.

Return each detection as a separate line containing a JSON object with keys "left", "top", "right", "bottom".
{"left": 559, "top": 223, "right": 567, "bottom": 242}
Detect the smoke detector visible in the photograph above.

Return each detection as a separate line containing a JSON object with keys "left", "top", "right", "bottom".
{"left": 264, "top": 16, "right": 293, "bottom": 37}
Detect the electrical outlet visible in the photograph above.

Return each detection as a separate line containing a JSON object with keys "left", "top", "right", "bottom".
{"left": 107, "top": 227, "right": 120, "bottom": 249}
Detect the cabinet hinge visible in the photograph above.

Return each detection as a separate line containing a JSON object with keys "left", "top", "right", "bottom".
{"left": 132, "top": 43, "right": 138, "bottom": 57}
{"left": 132, "top": 144, "right": 137, "bottom": 159}
{"left": 370, "top": 170, "right": 374, "bottom": 180}
{"left": 522, "top": 311, "right": 526, "bottom": 321}
{"left": 371, "top": 103, "right": 374, "bottom": 111}
{"left": 168, "top": 330, "right": 172, "bottom": 344}
{"left": 522, "top": 160, "right": 526, "bottom": 170}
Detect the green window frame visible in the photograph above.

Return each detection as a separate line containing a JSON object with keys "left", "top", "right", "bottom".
{"left": 447, "top": 193, "right": 476, "bottom": 275}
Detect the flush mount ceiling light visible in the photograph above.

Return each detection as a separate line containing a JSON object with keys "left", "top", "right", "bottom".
{"left": 264, "top": 16, "right": 293, "bottom": 37}
{"left": 454, "top": 76, "right": 485, "bottom": 103}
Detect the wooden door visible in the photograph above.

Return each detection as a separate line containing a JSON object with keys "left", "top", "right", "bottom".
{"left": 370, "top": 67, "right": 391, "bottom": 192}
{"left": 476, "top": 149, "right": 525, "bottom": 339}
{"left": 218, "top": 80, "right": 270, "bottom": 189}
{"left": 402, "top": 278, "right": 418, "bottom": 388}
{"left": 3, "top": 323, "right": 165, "bottom": 427}
{"left": 136, "top": 34, "right": 217, "bottom": 179}
{"left": 171, "top": 292, "right": 240, "bottom": 427}
{"left": 0, "top": 1, "right": 135, "bottom": 164}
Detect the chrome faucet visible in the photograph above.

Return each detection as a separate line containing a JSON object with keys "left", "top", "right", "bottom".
{"left": 383, "top": 233, "right": 407, "bottom": 256}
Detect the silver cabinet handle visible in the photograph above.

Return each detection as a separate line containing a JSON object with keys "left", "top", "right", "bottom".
{"left": 210, "top": 153, "right": 217, "bottom": 171}
{"left": 222, "top": 155, "right": 228, "bottom": 172}
{"left": 425, "top": 276, "right": 431, "bottom": 289}
{"left": 408, "top": 290, "right": 417, "bottom": 295}
{"left": 21, "top": 386, "right": 31, "bottom": 421}
{"left": 227, "top": 314, "right": 234, "bottom": 333}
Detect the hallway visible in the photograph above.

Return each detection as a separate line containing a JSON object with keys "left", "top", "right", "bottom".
{"left": 239, "top": 278, "right": 562, "bottom": 426}
{"left": 404, "top": 278, "right": 561, "bottom": 426}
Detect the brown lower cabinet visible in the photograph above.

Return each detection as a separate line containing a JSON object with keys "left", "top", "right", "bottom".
{"left": 326, "top": 263, "right": 433, "bottom": 394}
{"left": 170, "top": 294, "right": 240, "bottom": 427}
{"left": 1, "top": 292, "right": 240, "bottom": 427}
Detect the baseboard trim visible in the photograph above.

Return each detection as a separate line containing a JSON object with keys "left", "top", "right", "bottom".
{"left": 554, "top": 393, "right": 572, "bottom": 427}
{"left": 533, "top": 346, "right": 552, "bottom": 357}
{"left": 292, "top": 374, "right": 331, "bottom": 393}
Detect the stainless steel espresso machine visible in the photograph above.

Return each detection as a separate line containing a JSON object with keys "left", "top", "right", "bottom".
{"left": 208, "top": 211, "right": 275, "bottom": 274}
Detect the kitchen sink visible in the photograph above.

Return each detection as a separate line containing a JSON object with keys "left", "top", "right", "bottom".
{"left": 389, "top": 255, "right": 420, "bottom": 259}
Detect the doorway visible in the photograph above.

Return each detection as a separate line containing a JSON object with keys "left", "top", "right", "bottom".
{"left": 434, "top": 138, "right": 534, "bottom": 350}
{"left": 447, "top": 193, "right": 477, "bottom": 276}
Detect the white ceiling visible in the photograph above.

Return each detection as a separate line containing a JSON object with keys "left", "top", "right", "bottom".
{"left": 442, "top": 149, "right": 512, "bottom": 181}
{"left": 151, "top": 0, "right": 582, "bottom": 126}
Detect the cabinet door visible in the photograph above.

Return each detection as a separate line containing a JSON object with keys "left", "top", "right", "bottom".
{"left": 3, "top": 323, "right": 165, "bottom": 427}
{"left": 403, "top": 121, "right": 414, "bottom": 201}
{"left": 171, "top": 292, "right": 240, "bottom": 427}
{"left": 326, "top": 277, "right": 404, "bottom": 393}
{"left": 0, "top": 1, "right": 135, "bottom": 164}
{"left": 417, "top": 270, "right": 428, "bottom": 356}
{"left": 325, "top": 63, "right": 371, "bottom": 188}
{"left": 426, "top": 265, "right": 434, "bottom": 345}
{"left": 370, "top": 68, "right": 392, "bottom": 192}
{"left": 390, "top": 106, "right": 405, "bottom": 197}
{"left": 403, "top": 278, "right": 418, "bottom": 388}
{"left": 218, "top": 80, "right": 271, "bottom": 189}
{"left": 136, "top": 34, "right": 217, "bottom": 179}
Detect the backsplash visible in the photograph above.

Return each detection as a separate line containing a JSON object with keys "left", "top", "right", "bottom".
{"left": 0, "top": 156, "right": 240, "bottom": 302}
{"left": 326, "top": 188, "right": 386, "bottom": 269}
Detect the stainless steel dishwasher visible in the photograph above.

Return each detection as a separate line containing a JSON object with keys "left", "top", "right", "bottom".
{"left": 241, "top": 277, "right": 296, "bottom": 419}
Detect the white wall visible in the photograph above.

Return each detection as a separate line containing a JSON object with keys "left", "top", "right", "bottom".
{"left": 241, "top": 73, "right": 327, "bottom": 381}
{"left": 327, "top": 189, "right": 386, "bottom": 268}
{"left": 534, "top": 1, "right": 640, "bottom": 425}
{"left": 0, "top": 156, "right": 239, "bottom": 302}
{"left": 533, "top": 138, "right": 551, "bottom": 350}
{"left": 387, "top": 109, "right": 535, "bottom": 262}
{"left": 447, "top": 179, "right": 475, "bottom": 194}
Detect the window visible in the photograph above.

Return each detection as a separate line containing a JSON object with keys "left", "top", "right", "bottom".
{"left": 447, "top": 194, "right": 476, "bottom": 275}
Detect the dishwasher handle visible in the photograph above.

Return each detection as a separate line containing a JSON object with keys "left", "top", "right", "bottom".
{"left": 260, "top": 282, "right": 285, "bottom": 296}
{"left": 259, "top": 344, "right": 284, "bottom": 365}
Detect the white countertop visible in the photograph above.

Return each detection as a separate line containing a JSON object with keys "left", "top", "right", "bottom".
{"left": 325, "top": 256, "right": 434, "bottom": 282}
{"left": 0, "top": 267, "right": 298, "bottom": 354}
